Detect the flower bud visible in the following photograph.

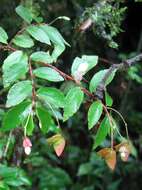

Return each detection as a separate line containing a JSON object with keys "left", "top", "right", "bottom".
{"left": 23, "top": 137, "right": 32, "bottom": 155}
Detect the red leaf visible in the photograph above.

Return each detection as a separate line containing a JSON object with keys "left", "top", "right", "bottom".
{"left": 47, "top": 134, "right": 66, "bottom": 157}
{"left": 54, "top": 138, "right": 65, "bottom": 157}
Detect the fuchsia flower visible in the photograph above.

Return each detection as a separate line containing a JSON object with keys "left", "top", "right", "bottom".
{"left": 23, "top": 137, "right": 32, "bottom": 155}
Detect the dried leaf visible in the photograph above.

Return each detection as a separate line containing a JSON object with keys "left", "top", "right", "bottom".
{"left": 98, "top": 148, "right": 116, "bottom": 170}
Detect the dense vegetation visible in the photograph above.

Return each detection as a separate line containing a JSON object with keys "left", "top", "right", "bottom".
{"left": 0, "top": 0, "right": 142, "bottom": 189}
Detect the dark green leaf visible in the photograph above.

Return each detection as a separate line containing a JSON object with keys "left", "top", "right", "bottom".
{"left": 0, "top": 26, "right": 8, "bottom": 44}
{"left": 6, "top": 80, "right": 32, "bottom": 107}
{"left": 63, "top": 87, "right": 84, "bottom": 121}
{"left": 105, "top": 91, "right": 113, "bottom": 107}
{"left": 13, "top": 34, "right": 34, "bottom": 48}
{"left": 15, "top": 5, "right": 33, "bottom": 24}
{"left": 30, "top": 51, "right": 53, "bottom": 64}
{"left": 1, "top": 101, "right": 31, "bottom": 131}
{"left": 93, "top": 116, "right": 110, "bottom": 149}
{"left": 37, "top": 87, "right": 65, "bottom": 108}
{"left": 33, "top": 67, "right": 64, "bottom": 82}
{"left": 2, "top": 51, "right": 28, "bottom": 87}
{"left": 26, "top": 25, "right": 51, "bottom": 45}
{"left": 25, "top": 114, "right": 35, "bottom": 136}
{"left": 36, "top": 105, "right": 56, "bottom": 134}
{"left": 88, "top": 100, "right": 103, "bottom": 130}
{"left": 89, "top": 69, "right": 116, "bottom": 93}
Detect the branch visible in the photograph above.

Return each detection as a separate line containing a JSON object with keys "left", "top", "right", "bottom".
{"left": 36, "top": 61, "right": 95, "bottom": 99}
{"left": 96, "top": 53, "right": 142, "bottom": 100}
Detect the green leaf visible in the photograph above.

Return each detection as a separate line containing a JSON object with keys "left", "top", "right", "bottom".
{"left": 39, "top": 24, "right": 68, "bottom": 61}
{"left": 30, "top": 51, "right": 53, "bottom": 64}
{"left": 105, "top": 91, "right": 113, "bottom": 107}
{"left": 15, "top": 5, "right": 33, "bottom": 24}
{"left": 93, "top": 116, "right": 110, "bottom": 149}
{"left": 89, "top": 69, "right": 116, "bottom": 93}
{"left": 1, "top": 101, "right": 31, "bottom": 131}
{"left": 40, "top": 24, "right": 69, "bottom": 46}
{"left": 26, "top": 25, "right": 51, "bottom": 45}
{"left": 51, "top": 44, "right": 65, "bottom": 62}
{"left": 13, "top": 34, "right": 34, "bottom": 48}
{"left": 36, "top": 105, "right": 55, "bottom": 134}
{"left": 2, "top": 51, "right": 28, "bottom": 88}
{"left": 0, "top": 26, "right": 8, "bottom": 44}
{"left": 25, "top": 114, "right": 35, "bottom": 136}
{"left": 63, "top": 87, "right": 84, "bottom": 121}
{"left": 33, "top": 67, "right": 64, "bottom": 82}
{"left": 37, "top": 87, "right": 65, "bottom": 108}
{"left": 88, "top": 100, "right": 103, "bottom": 130}
{"left": 71, "top": 55, "right": 98, "bottom": 77}
{"left": 77, "top": 163, "right": 92, "bottom": 176}
{"left": 6, "top": 80, "right": 32, "bottom": 107}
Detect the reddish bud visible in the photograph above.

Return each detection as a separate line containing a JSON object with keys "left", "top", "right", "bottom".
{"left": 23, "top": 137, "right": 32, "bottom": 155}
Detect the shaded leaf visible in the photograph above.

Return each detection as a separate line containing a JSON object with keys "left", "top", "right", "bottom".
{"left": 93, "top": 116, "right": 111, "bottom": 149}
{"left": 36, "top": 105, "right": 56, "bottom": 134}
{"left": 25, "top": 114, "right": 35, "bottom": 136}
{"left": 15, "top": 5, "right": 33, "bottom": 24}
{"left": 89, "top": 69, "right": 116, "bottom": 93}
{"left": 0, "top": 26, "right": 8, "bottom": 44}
{"left": 88, "top": 100, "right": 103, "bottom": 130}
{"left": 1, "top": 101, "right": 31, "bottom": 131}
{"left": 105, "top": 91, "right": 113, "bottom": 107}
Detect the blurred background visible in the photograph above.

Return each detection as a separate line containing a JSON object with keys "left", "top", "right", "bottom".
{"left": 0, "top": 0, "right": 142, "bottom": 190}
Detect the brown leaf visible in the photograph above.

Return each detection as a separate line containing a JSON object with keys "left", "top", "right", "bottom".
{"left": 79, "top": 18, "right": 92, "bottom": 31}
{"left": 115, "top": 142, "right": 131, "bottom": 162}
{"left": 105, "top": 150, "right": 116, "bottom": 170}
{"left": 98, "top": 148, "right": 116, "bottom": 170}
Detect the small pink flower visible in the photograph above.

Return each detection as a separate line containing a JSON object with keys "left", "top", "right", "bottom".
{"left": 23, "top": 137, "right": 32, "bottom": 155}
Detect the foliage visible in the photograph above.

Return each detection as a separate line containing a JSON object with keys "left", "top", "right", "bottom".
{"left": 0, "top": 0, "right": 142, "bottom": 189}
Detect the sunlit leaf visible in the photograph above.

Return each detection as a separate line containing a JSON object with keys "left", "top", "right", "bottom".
{"left": 13, "top": 34, "right": 34, "bottom": 48}
{"left": 63, "top": 87, "right": 84, "bottom": 121}
{"left": 2, "top": 51, "right": 28, "bottom": 87}
{"left": 6, "top": 80, "right": 32, "bottom": 107}
{"left": 33, "top": 67, "right": 64, "bottom": 82}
